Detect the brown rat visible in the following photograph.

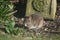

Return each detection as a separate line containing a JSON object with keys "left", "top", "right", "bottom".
{"left": 24, "top": 13, "right": 45, "bottom": 30}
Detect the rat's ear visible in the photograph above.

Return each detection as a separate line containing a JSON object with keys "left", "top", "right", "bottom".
{"left": 25, "top": 16, "right": 31, "bottom": 20}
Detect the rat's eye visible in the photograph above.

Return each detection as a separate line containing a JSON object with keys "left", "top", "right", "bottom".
{"left": 26, "top": 19, "right": 30, "bottom": 22}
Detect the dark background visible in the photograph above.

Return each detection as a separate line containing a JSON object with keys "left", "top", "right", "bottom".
{"left": 14, "top": 0, "right": 27, "bottom": 18}
{"left": 13, "top": 0, "right": 59, "bottom": 18}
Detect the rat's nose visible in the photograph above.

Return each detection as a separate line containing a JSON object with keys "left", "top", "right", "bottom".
{"left": 25, "top": 24, "right": 27, "bottom": 26}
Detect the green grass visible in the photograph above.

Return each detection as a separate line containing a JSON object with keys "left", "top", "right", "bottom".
{"left": 0, "top": 28, "right": 60, "bottom": 40}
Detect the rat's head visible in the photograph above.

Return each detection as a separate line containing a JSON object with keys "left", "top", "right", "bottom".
{"left": 24, "top": 16, "right": 35, "bottom": 29}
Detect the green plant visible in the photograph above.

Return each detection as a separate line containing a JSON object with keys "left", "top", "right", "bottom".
{"left": 5, "top": 20, "right": 15, "bottom": 34}
{"left": 13, "top": 27, "right": 20, "bottom": 35}
{"left": 0, "top": 0, "right": 20, "bottom": 35}
{"left": 1, "top": 20, "right": 20, "bottom": 35}
{"left": 0, "top": 1, "right": 14, "bottom": 20}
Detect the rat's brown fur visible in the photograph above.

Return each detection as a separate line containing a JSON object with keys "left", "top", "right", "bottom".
{"left": 24, "top": 13, "right": 44, "bottom": 30}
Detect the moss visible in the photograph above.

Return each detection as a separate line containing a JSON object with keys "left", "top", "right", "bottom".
{"left": 26, "top": 0, "right": 57, "bottom": 20}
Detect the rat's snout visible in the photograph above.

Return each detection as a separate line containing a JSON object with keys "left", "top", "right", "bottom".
{"left": 25, "top": 24, "right": 28, "bottom": 26}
